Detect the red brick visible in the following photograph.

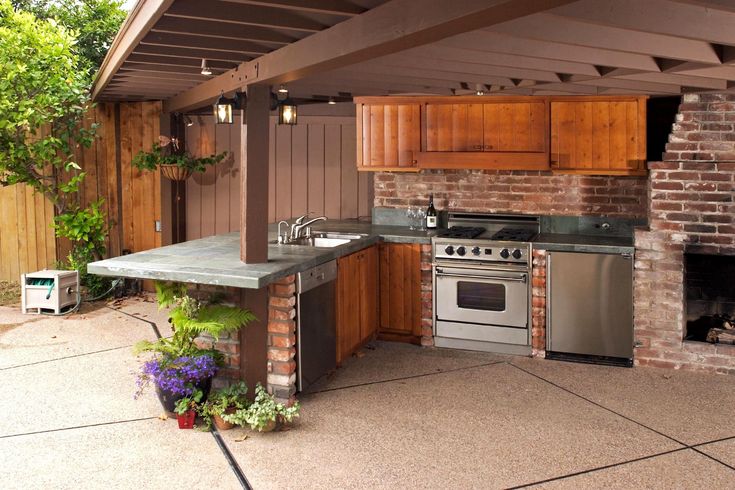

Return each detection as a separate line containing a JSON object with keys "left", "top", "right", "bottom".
{"left": 268, "top": 320, "right": 295, "bottom": 334}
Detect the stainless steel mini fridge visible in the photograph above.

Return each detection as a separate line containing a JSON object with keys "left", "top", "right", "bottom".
{"left": 546, "top": 251, "right": 634, "bottom": 366}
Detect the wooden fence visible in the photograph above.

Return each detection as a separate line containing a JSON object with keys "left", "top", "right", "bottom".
{"left": 0, "top": 101, "right": 162, "bottom": 282}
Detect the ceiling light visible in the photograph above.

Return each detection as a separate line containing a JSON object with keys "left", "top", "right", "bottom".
{"left": 200, "top": 58, "right": 212, "bottom": 76}
{"left": 277, "top": 84, "right": 289, "bottom": 94}
{"left": 475, "top": 84, "right": 485, "bottom": 96}
{"left": 278, "top": 97, "right": 297, "bottom": 125}
{"left": 328, "top": 97, "right": 337, "bottom": 105}
{"left": 184, "top": 115, "right": 194, "bottom": 127}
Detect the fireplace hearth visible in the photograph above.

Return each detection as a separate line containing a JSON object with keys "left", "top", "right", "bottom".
{"left": 685, "top": 253, "right": 735, "bottom": 345}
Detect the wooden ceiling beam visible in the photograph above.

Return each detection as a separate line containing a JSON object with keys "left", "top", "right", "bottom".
{"left": 141, "top": 32, "right": 279, "bottom": 55}
{"left": 91, "top": 0, "right": 175, "bottom": 100}
{"left": 154, "top": 16, "right": 296, "bottom": 44}
{"left": 126, "top": 54, "right": 238, "bottom": 69}
{"left": 616, "top": 72, "right": 727, "bottom": 90}
{"left": 491, "top": 13, "right": 723, "bottom": 64}
{"left": 166, "top": 0, "right": 325, "bottom": 32}
{"left": 120, "top": 62, "right": 228, "bottom": 75}
{"left": 665, "top": 0, "right": 735, "bottom": 14}
{"left": 405, "top": 44, "right": 601, "bottom": 77}
{"left": 551, "top": 0, "right": 735, "bottom": 46}
{"left": 165, "top": 0, "right": 578, "bottom": 112}
{"left": 222, "top": 0, "right": 364, "bottom": 16}
{"left": 442, "top": 31, "right": 661, "bottom": 72}
{"left": 133, "top": 45, "right": 254, "bottom": 62}
{"left": 570, "top": 76, "right": 682, "bottom": 94}
{"left": 116, "top": 71, "right": 208, "bottom": 82}
{"left": 337, "top": 63, "right": 517, "bottom": 88}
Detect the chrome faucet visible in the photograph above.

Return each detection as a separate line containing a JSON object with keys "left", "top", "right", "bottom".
{"left": 291, "top": 216, "right": 327, "bottom": 240}
{"left": 277, "top": 220, "right": 290, "bottom": 244}
{"left": 290, "top": 214, "right": 309, "bottom": 240}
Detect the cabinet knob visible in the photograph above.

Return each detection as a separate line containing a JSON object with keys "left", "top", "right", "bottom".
{"left": 472, "top": 144, "right": 483, "bottom": 150}
{"left": 484, "top": 145, "right": 493, "bottom": 150}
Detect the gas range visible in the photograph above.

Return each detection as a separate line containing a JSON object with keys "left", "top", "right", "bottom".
{"left": 431, "top": 213, "right": 540, "bottom": 356}
{"left": 432, "top": 213, "right": 539, "bottom": 266}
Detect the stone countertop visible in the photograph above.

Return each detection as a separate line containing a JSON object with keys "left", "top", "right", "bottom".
{"left": 88, "top": 221, "right": 438, "bottom": 289}
{"left": 533, "top": 233, "right": 635, "bottom": 255}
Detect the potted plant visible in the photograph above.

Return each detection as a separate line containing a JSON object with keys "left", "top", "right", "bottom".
{"left": 132, "top": 136, "right": 228, "bottom": 181}
{"left": 135, "top": 353, "right": 217, "bottom": 413}
{"left": 134, "top": 281, "right": 256, "bottom": 412}
{"left": 198, "top": 381, "right": 249, "bottom": 431}
{"left": 174, "top": 388, "right": 203, "bottom": 429}
{"left": 223, "top": 384, "right": 301, "bottom": 432}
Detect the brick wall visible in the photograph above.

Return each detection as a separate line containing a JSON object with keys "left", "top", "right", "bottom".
{"left": 634, "top": 92, "right": 735, "bottom": 374}
{"left": 531, "top": 250, "right": 547, "bottom": 356}
{"left": 419, "top": 244, "right": 434, "bottom": 346}
{"left": 374, "top": 171, "right": 647, "bottom": 219}
{"left": 266, "top": 275, "right": 298, "bottom": 402}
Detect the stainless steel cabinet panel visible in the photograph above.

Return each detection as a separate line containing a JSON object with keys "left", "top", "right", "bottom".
{"left": 547, "top": 251, "right": 633, "bottom": 362}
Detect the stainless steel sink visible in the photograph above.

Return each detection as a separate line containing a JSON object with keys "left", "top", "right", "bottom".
{"left": 276, "top": 231, "right": 367, "bottom": 247}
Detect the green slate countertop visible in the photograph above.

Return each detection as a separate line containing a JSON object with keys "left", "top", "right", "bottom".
{"left": 532, "top": 233, "right": 635, "bottom": 255}
{"left": 88, "top": 221, "right": 438, "bottom": 290}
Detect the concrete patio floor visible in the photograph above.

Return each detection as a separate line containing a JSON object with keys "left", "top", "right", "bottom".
{"left": 1, "top": 297, "right": 734, "bottom": 489}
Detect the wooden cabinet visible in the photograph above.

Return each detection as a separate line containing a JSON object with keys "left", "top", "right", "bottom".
{"left": 336, "top": 245, "right": 378, "bottom": 364}
{"left": 419, "top": 98, "right": 549, "bottom": 170}
{"left": 550, "top": 97, "right": 647, "bottom": 175}
{"left": 378, "top": 243, "right": 422, "bottom": 344}
{"left": 424, "top": 101, "right": 546, "bottom": 153}
{"left": 355, "top": 100, "right": 420, "bottom": 172}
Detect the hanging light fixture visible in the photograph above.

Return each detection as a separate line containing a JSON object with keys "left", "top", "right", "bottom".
{"left": 328, "top": 97, "right": 337, "bottom": 105}
{"left": 200, "top": 58, "right": 212, "bottom": 76}
{"left": 213, "top": 91, "right": 234, "bottom": 124}
{"left": 184, "top": 115, "right": 194, "bottom": 127}
{"left": 277, "top": 84, "right": 289, "bottom": 94}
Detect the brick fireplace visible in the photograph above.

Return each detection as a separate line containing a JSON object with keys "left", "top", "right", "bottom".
{"left": 634, "top": 93, "right": 735, "bottom": 374}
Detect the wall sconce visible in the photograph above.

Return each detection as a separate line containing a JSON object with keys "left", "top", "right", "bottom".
{"left": 278, "top": 97, "right": 298, "bottom": 125}
{"left": 214, "top": 91, "right": 242, "bottom": 124}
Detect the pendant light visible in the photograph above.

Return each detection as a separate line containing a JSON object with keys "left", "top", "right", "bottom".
{"left": 200, "top": 58, "right": 212, "bottom": 76}
{"left": 213, "top": 91, "right": 234, "bottom": 124}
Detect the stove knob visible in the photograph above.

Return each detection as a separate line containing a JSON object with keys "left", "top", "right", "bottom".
{"left": 472, "top": 246, "right": 481, "bottom": 256}
{"left": 512, "top": 249, "right": 523, "bottom": 260}
{"left": 500, "top": 248, "right": 510, "bottom": 259}
{"left": 456, "top": 246, "right": 466, "bottom": 256}
{"left": 444, "top": 245, "right": 455, "bottom": 256}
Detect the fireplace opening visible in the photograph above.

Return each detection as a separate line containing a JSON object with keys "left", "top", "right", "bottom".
{"left": 685, "top": 253, "right": 735, "bottom": 344}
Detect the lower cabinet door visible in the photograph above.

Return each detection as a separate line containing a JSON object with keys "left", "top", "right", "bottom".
{"left": 379, "top": 243, "right": 422, "bottom": 343}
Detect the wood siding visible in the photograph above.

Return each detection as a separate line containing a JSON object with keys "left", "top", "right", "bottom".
{"left": 0, "top": 102, "right": 162, "bottom": 282}
{"left": 185, "top": 115, "right": 371, "bottom": 240}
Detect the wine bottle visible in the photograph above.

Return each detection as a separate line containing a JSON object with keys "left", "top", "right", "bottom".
{"left": 426, "top": 194, "right": 437, "bottom": 229}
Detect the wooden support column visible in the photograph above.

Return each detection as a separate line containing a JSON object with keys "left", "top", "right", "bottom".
{"left": 240, "top": 84, "right": 270, "bottom": 263}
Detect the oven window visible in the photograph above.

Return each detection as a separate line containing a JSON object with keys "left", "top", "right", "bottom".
{"left": 456, "top": 281, "right": 506, "bottom": 311}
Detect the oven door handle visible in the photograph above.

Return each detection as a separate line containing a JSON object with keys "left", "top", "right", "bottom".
{"left": 435, "top": 270, "right": 527, "bottom": 283}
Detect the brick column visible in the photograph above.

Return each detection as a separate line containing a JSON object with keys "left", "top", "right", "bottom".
{"left": 419, "top": 244, "right": 434, "bottom": 347}
{"left": 531, "top": 249, "right": 547, "bottom": 357}
{"left": 267, "top": 275, "right": 298, "bottom": 402}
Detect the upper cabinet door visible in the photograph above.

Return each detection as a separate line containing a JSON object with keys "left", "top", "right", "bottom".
{"left": 550, "top": 97, "right": 646, "bottom": 175}
{"left": 356, "top": 103, "right": 420, "bottom": 171}
{"left": 425, "top": 103, "right": 483, "bottom": 151}
{"left": 483, "top": 102, "right": 546, "bottom": 152}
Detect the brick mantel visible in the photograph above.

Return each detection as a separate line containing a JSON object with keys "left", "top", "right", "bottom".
{"left": 634, "top": 93, "right": 735, "bottom": 374}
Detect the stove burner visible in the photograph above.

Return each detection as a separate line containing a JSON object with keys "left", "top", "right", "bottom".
{"left": 438, "top": 226, "right": 485, "bottom": 239}
{"left": 490, "top": 227, "right": 537, "bottom": 242}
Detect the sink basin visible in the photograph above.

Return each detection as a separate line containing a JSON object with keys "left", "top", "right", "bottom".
{"left": 273, "top": 231, "right": 367, "bottom": 247}
{"left": 292, "top": 236, "right": 351, "bottom": 247}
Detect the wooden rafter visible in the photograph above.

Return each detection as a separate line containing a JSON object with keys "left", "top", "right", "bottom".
{"left": 165, "top": 0, "right": 578, "bottom": 112}
{"left": 153, "top": 16, "right": 296, "bottom": 44}
{"left": 223, "top": 0, "right": 365, "bottom": 16}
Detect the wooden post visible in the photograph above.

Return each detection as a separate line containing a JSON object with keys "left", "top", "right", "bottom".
{"left": 240, "top": 84, "right": 270, "bottom": 263}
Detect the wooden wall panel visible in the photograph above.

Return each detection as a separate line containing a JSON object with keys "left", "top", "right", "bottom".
{"left": 186, "top": 116, "right": 370, "bottom": 240}
{"left": 0, "top": 101, "right": 161, "bottom": 282}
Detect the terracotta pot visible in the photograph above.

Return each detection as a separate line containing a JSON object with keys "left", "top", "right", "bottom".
{"left": 213, "top": 408, "right": 237, "bottom": 431}
{"left": 177, "top": 410, "right": 196, "bottom": 429}
{"left": 160, "top": 164, "right": 192, "bottom": 181}
{"left": 259, "top": 418, "right": 278, "bottom": 432}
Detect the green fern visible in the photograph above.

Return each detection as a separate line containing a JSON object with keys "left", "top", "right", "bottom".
{"left": 138, "top": 281, "right": 257, "bottom": 359}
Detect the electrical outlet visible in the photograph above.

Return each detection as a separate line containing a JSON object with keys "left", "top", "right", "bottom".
{"left": 154, "top": 220, "right": 162, "bottom": 232}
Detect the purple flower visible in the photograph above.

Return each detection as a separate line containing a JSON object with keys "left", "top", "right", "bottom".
{"left": 135, "top": 354, "right": 217, "bottom": 399}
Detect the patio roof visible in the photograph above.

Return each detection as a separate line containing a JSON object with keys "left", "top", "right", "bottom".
{"left": 93, "top": 0, "right": 735, "bottom": 110}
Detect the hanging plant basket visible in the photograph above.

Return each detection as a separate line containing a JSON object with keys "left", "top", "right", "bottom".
{"left": 160, "top": 164, "right": 192, "bottom": 181}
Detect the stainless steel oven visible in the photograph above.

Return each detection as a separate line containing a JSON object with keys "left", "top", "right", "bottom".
{"left": 431, "top": 213, "right": 539, "bottom": 355}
